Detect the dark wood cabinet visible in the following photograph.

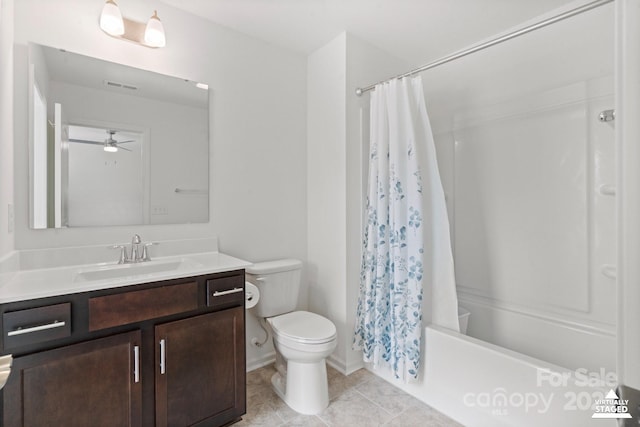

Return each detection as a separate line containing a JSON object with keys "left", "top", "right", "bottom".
{"left": 155, "top": 307, "right": 245, "bottom": 427}
{"left": 3, "top": 330, "right": 142, "bottom": 427}
{"left": 0, "top": 270, "right": 246, "bottom": 427}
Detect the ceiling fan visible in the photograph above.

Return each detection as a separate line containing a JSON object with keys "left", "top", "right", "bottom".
{"left": 68, "top": 129, "right": 134, "bottom": 152}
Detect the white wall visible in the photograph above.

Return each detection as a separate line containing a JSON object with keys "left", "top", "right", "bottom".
{"left": 12, "top": 0, "right": 307, "bottom": 368}
{"left": 0, "top": 0, "right": 14, "bottom": 258}
{"left": 13, "top": 0, "right": 306, "bottom": 251}
{"left": 307, "top": 33, "right": 348, "bottom": 371}
{"left": 307, "top": 32, "right": 408, "bottom": 373}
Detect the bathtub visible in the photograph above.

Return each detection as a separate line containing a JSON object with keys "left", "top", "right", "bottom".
{"left": 368, "top": 326, "right": 618, "bottom": 426}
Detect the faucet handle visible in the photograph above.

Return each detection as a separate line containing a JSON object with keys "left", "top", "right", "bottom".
{"left": 109, "top": 245, "right": 129, "bottom": 264}
{"left": 141, "top": 242, "right": 158, "bottom": 262}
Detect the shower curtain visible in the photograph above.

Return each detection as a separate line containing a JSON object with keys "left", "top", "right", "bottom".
{"left": 354, "top": 76, "right": 459, "bottom": 380}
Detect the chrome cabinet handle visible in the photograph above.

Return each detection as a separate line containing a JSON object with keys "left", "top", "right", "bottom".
{"left": 7, "top": 320, "right": 66, "bottom": 337}
{"left": 133, "top": 345, "right": 140, "bottom": 383}
{"left": 212, "top": 287, "right": 243, "bottom": 297}
{"left": 159, "top": 339, "right": 166, "bottom": 375}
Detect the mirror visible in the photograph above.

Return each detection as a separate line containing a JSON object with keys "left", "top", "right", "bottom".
{"left": 28, "top": 43, "right": 209, "bottom": 229}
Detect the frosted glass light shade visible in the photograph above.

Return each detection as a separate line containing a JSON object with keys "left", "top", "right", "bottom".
{"left": 144, "top": 11, "right": 166, "bottom": 48}
{"left": 103, "top": 145, "right": 118, "bottom": 153}
{"left": 99, "top": 0, "right": 125, "bottom": 36}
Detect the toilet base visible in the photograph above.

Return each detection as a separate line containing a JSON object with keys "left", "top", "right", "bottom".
{"left": 270, "top": 360, "right": 330, "bottom": 415}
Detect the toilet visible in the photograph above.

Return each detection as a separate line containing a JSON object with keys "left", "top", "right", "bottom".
{"left": 246, "top": 259, "right": 337, "bottom": 415}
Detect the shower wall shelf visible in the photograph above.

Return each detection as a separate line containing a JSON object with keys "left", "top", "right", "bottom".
{"left": 601, "top": 265, "right": 617, "bottom": 280}
{"left": 598, "top": 109, "right": 615, "bottom": 122}
{"left": 174, "top": 188, "right": 207, "bottom": 195}
{"left": 598, "top": 185, "right": 617, "bottom": 196}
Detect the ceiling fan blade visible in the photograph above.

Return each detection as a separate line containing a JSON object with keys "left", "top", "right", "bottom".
{"left": 68, "top": 138, "right": 103, "bottom": 145}
{"left": 118, "top": 146, "right": 133, "bottom": 152}
{"left": 115, "top": 140, "right": 135, "bottom": 144}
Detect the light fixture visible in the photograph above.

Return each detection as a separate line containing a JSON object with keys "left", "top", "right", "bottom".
{"left": 144, "top": 11, "right": 166, "bottom": 48}
{"left": 99, "top": 0, "right": 124, "bottom": 36}
{"left": 103, "top": 144, "right": 118, "bottom": 153}
{"left": 99, "top": 1, "right": 166, "bottom": 48}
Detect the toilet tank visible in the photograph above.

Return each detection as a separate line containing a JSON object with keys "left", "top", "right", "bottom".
{"left": 246, "top": 259, "right": 302, "bottom": 318}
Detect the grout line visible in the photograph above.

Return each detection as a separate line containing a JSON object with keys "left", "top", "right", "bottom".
{"left": 315, "top": 414, "right": 331, "bottom": 426}
{"left": 274, "top": 410, "right": 288, "bottom": 426}
{"left": 254, "top": 365, "right": 457, "bottom": 427}
{"left": 351, "top": 388, "right": 400, "bottom": 420}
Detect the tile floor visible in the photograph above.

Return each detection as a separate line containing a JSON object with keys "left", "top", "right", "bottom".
{"left": 236, "top": 364, "right": 463, "bottom": 426}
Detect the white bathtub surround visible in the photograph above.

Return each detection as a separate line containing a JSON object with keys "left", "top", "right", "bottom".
{"left": 358, "top": 2, "right": 617, "bottom": 425}
{"left": 413, "top": 0, "right": 616, "bottom": 376}
{"left": 371, "top": 326, "right": 616, "bottom": 427}
{"left": 446, "top": 76, "right": 615, "bottom": 372}
{"left": 354, "top": 76, "right": 458, "bottom": 381}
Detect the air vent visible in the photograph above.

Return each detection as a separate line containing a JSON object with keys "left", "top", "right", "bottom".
{"left": 103, "top": 80, "right": 138, "bottom": 91}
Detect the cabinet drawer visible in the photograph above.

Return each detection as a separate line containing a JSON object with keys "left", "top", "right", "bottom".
{"left": 206, "top": 275, "right": 244, "bottom": 309}
{"left": 89, "top": 282, "right": 198, "bottom": 331}
{"left": 3, "top": 303, "right": 71, "bottom": 350}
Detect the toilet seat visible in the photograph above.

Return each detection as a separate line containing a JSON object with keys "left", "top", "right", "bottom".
{"left": 268, "top": 311, "right": 337, "bottom": 344}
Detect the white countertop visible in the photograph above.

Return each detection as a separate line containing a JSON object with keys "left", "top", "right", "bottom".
{"left": 0, "top": 251, "right": 252, "bottom": 304}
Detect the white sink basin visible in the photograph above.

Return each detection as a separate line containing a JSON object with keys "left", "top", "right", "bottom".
{"left": 74, "top": 259, "right": 194, "bottom": 282}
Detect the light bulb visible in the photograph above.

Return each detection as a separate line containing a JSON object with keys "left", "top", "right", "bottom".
{"left": 104, "top": 145, "right": 118, "bottom": 153}
{"left": 99, "top": 0, "right": 125, "bottom": 36}
{"left": 144, "top": 10, "right": 166, "bottom": 48}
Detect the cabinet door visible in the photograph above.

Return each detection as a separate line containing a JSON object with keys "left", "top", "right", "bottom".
{"left": 3, "top": 330, "right": 142, "bottom": 427}
{"left": 155, "top": 307, "right": 245, "bottom": 427}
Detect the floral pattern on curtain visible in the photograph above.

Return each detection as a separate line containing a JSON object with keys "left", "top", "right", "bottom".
{"left": 354, "top": 77, "right": 427, "bottom": 380}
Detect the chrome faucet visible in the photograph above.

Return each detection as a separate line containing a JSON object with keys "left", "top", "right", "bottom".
{"left": 110, "top": 235, "right": 157, "bottom": 264}
{"left": 130, "top": 234, "right": 142, "bottom": 262}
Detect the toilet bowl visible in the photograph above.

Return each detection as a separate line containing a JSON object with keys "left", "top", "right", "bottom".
{"left": 246, "top": 259, "right": 337, "bottom": 415}
{"left": 267, "top": 311, "right": 337, "bottom": 414}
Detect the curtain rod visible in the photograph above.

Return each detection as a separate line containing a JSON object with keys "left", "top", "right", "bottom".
{"left": 355, "top": 0, "right": 613, "bottom": 96}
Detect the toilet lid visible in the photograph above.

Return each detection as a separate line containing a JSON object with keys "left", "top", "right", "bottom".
{"left": 269, "top": 311, "right": 337, "bottom": 344}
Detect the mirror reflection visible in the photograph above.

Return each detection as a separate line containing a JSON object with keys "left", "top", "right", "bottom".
{"left": 28, "top": 43, "right": 209, "bottom": 229}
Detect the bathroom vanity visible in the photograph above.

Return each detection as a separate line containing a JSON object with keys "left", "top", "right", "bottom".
{"left": 0, "top": 249, "right": 249, "bottom": 427}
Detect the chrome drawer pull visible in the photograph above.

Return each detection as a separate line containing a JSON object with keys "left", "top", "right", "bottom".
{"left": 7, "top": 320, "right": 66, "bottom": 337}
{"left": 159, "top": 339, "right": 166, "bottom": 375}
{"left": 212, "top": 287, "right": 243, "bottom": 297}
{"left": 133, "top": 345, "right": 140, "bottom": 383}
